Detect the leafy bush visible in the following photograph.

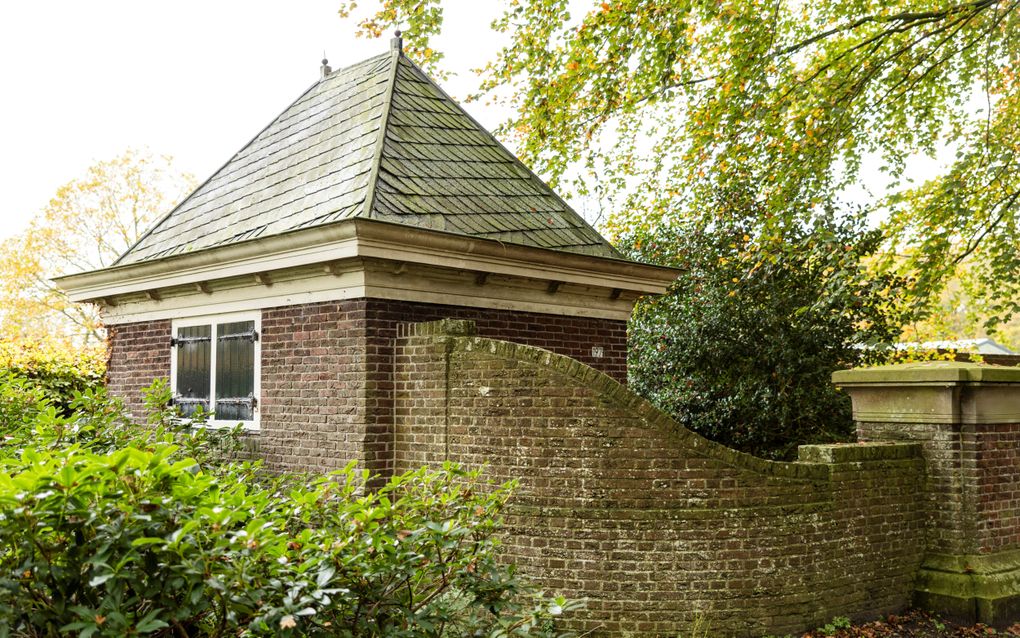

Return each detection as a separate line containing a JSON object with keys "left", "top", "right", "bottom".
{"left": 0, "top": 340, "right": 105, "bottom": 415}
{"left": 625, "top": 204, "right": 907, "bottom": 460}
{"left": 0, "top": 378, "right": 240, "bottom": 472}
{"left": 0, "top": 372, "right": 47, "bottom": 431}
{"left": 0, "top": 375, "right": 573, "bottom": 637}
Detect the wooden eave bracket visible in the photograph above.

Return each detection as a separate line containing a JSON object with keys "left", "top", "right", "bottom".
{"left": 609, "top": 288, "right": 622, "bottom": 300}
{"left": 474, "top": 271, "right": 490, "bottom": 286}
{"left": 195, "top": 281, "right": 212, "bottom": 294}
{"left": 546, "top": 280, "right": 562, "bottom": 294}
{"left": 323, "top": 261, "right": 344, "bottom": 276}
{"left": 253, "top": 272, "right": 273, "bottom": 287}
{"left": 145, "top": 290, "right": 162, "bottom": 302}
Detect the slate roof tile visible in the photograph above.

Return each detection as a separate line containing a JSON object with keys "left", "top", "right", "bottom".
{"left": 117, "top": 47, "right": 620, "bottom": 265}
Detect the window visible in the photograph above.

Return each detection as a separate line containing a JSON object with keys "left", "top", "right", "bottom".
{"left": 170, "top": 312, "right": 260, "bottom": 429}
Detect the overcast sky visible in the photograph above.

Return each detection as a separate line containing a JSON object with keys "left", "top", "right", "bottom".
{"left": 0, "top": 1, "right": 511, "bottom": 242}
{"left": 0, "top": 1, "right": 953, "bottom": 248}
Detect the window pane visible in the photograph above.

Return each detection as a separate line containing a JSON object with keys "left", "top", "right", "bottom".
{"left": 216, "top": 320, "right": 255, "bottom": 421}
{"left": 176, "top": 325, "right": 210, "bottom": 418}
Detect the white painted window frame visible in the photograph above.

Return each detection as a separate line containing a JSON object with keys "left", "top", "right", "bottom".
{"left": 170, "top": 310, "right": 261, "bottom": 431}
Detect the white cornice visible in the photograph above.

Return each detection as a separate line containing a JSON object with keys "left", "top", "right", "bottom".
{"left": 55, "top": 223, "right": 361, "bottom": 301}
{"left": 55, "top": 218, "right": 679, "bottom": 322}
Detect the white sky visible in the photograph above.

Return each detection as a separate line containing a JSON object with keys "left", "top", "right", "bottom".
{"left": 0, "top": 1, "right": 511, "bottom": 242}
{"left": 0, "top": 1, "right": 956, "bottom": 244}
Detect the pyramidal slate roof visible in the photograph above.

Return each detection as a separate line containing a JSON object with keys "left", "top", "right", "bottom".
{"left": 117, "top": 45, "right": 621, "bottom": 266}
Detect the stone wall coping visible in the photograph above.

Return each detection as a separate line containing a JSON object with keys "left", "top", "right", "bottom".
{"left": 833, "top": 361, "right": 1020, "bottom": 386}
{"left": 797, "top": 442, "right": 923, "bottom": 464}
{"left": 835, "top": 362, "right": 1020, "bottom": 424}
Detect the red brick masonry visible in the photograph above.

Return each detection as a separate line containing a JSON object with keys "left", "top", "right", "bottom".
{"left": 392, "top": 320, "right": 926, "bottom": 637}
{"left": 105, "top": 310, "right": 1004, "bottom": 637}
{"left": 106, "top": 299, "right": 628, "bottom": 475}
{"left": 107, "top": 320, "right": 171, "bottom": 421}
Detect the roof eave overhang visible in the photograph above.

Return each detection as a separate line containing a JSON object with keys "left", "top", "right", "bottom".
{"left": 54, "top": 217, "right": 679, "bottom": 304}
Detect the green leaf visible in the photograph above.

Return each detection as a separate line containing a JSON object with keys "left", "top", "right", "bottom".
{"left": 135, "top": 610, "right": 170, "bottom": 633}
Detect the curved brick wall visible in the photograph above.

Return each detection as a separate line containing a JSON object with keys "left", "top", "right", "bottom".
{"left": 104, "top": 312, "right": 931, "bottom": 635}
{"left": 393, "top": 321, "right": 926, "bottom": 637}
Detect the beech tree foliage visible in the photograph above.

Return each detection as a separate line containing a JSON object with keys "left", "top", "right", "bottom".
{"left": 0, "top": 150, "right": 193, "bottom": 346}
{"left": 338, "top": 0, "right": 1020, "bottom": 328}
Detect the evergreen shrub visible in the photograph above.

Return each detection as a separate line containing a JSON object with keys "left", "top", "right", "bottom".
{"left": 0, "top": 377, "right": 572, "bottom": 637}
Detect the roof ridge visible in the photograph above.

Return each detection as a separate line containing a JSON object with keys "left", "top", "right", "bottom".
{"left": 361, "top": 48, "right": 402, "bottom": 220}
{"left": 114, "top": 54, "right": 395, "bottom": 267}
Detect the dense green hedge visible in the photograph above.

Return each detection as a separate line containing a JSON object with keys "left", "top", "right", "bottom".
{"left": 0, "top": 378, "right": 573, "bottom": 637}
{"left": 0, "top": 341, "right": 105, "bottom": 415}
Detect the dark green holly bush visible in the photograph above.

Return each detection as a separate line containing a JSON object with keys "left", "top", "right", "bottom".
{"left": 0, "top": 375, "right": 574, "bottom": 637}
{"left": 625, "top": 202, "right": 907, "bottom": 460}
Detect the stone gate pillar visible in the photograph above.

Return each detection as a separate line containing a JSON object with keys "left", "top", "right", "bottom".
{"left": 834, "top": 362, "right": 1020, "bottom": 626}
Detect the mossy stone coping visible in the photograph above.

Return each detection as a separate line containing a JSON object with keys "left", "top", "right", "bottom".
{"left": 833, "top": 361, "right": 1020, "bottom": 385}
{"left": 797, "top": 441, "right": 921, "bottom": 464}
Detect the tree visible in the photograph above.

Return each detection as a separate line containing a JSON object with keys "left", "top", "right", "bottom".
{"left": 625, "top": 192, "right": 907, "bottom": 459}
{"left": 0, "top": 150, "right": 193, "bottom": 346}
{"left": 337, "top": 0, "right": 1020, "bottom": 329}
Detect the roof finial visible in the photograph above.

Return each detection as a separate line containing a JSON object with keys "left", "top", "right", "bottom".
{"left": 391, "top": 30, "right": 403, "bottom": 55}
{"left": 320, "top": 52, "right": 331, "bottom": 79}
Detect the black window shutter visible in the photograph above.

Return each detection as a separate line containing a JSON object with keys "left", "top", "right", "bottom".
{"left": 215, "top": 320, "right": 256, "bottom": 421}
{"left": 175, "top": 325, "right": 211, "bottom": 418}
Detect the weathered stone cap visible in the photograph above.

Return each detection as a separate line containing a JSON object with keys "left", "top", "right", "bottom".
{"left": 833, "top": 361, "right": 1020, "bottom": 385}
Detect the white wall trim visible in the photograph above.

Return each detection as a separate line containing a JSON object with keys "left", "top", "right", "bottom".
{"left": 100, "top": 260, "right": 639, "bottom": 325}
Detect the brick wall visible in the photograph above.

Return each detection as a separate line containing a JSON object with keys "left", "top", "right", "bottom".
{"left": 361, "top": 299, "right": 628, "bottom": 477}
{"left": 101, "top": 310, "right": 1020, "bottom": 633}
{"left": 858, "top": 421, "right": 975, "bottom": 556}
{"left": 364, "top": 298, "right": 627, "bottom": 383}
{"left": 107, "top": 299, "right": 626, "bottom": 476}
{"left": 977, "top": 424, "right": 1020, "bottom": 553}
{"left": 859, "top": 420, "right": 1020, "bottom": 556}
{"left": 259, "top": 300, "right": 369, "bottom": 474}
{"left": 107, "top": 319, "right": 171, "bottom": 422}
{"left": 393, "top": 321, "right": 927, "bottom": 637}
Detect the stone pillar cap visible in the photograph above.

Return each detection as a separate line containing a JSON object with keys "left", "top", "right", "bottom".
{"left": 833, "top": 361, "right": 1020, "bottom": 386}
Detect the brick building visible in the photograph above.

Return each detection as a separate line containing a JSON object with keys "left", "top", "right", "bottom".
{"left": 55, "top": 36, "right": 677, "bottom": 476}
